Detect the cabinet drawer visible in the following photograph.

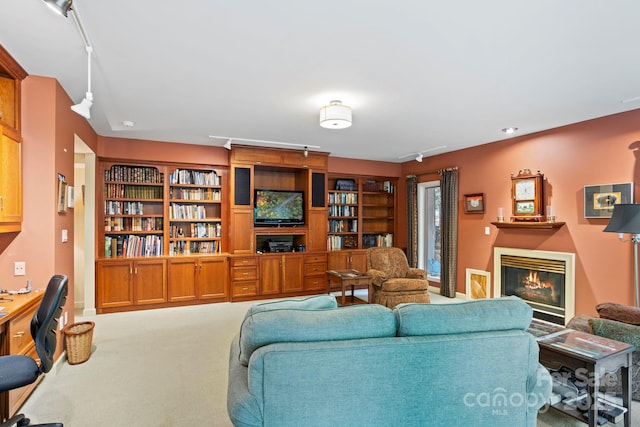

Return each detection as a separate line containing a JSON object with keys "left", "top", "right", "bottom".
{"left": 232, "top": 266, "right": 258, "bottom": 281}
{"left": 233, "top": 282, "right": 258, "bottom": 296}
{"left": 10, "top": 307, "right": 35, "bottom": 355}
{"left": 304, "top": 276, "right": 327, "bottom": 291}
{"left": 304, "top": 253, "right": 327, "bottom": 264}
{"left": 231, "top": 257, "right": 258, "bottom": 267}
{"left": 304, "top": 262, "right": 326, "bottom": 276}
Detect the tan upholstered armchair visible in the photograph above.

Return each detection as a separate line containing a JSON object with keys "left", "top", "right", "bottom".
{"left": 366, "top": 247, "right": 430, "bottom": 308}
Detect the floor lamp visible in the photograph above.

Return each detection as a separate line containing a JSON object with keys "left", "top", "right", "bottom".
{"left": 603, "top": 203, "right": 640, "bottom": 307}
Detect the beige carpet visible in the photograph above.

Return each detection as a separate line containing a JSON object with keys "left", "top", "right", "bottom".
{"left": 18, "top": 294, "right": 637, "bottom": 426}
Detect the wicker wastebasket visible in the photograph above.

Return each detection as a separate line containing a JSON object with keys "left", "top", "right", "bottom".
{"left": 63, "top": 321, "right": 95, "bottom": 365}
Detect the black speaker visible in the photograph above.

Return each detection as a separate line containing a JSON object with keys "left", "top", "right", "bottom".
{"left": 234, "top": 167, "right": 251, "bottom": 206}
{"left": 311, "top": 172, "right": 325, "bottom": 207}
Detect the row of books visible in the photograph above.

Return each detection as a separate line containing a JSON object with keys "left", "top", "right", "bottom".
{"left": 328, "top": 205, "right": 357, "bottom": 217}
{"left": 169, "top": 188, "right": 221, "bottom": 201}
{"left": 328, "top": 219, "right": 358, "bottom": 233}
{"left": 104, "top": 217, "right": 163, "bottom": 232}
{"left": 362, "top": 233, "right": 393, "bottom": 248}
{"left": 168, "top": 169, "right": 220, "bottom": 186}
{"left": 169, "top": 240, "right": 220, "bottom": 255}
{"left": 169, "top": 223, "right": 221, "bottom": 238}
{"left": 105, "top": 165, "right": 163, "bottom": 184}
{"left": 169, "top": 203, "right": 208, "bottom": 220}
{"left": 104, "top": 235, "right": 163, "bottom": 258}
{"left": 327, "top": 235, "right": 356, "bottom": 250}
{"left": 328, "top": 192, "right": 358, "bottom": 204}
{"left": 104, "top": 201, "right": 147, "bottom": 215}
{"left": 105, "top": 184, "right": 163, "bottom": 199}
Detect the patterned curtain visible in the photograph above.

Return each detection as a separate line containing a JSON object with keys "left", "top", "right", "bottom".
{"left": 406, "top": 175, "right": 418, "bottom": 267}
{"left": 439, "top": 168, "right": 459, "bottom": 298}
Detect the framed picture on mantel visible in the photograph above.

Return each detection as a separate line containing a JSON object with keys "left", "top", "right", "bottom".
{"left": 584, "top": 182, "right": 633, "bottom": 218}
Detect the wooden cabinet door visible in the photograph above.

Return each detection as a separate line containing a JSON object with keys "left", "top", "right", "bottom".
{"left": 282, "top": 254, "right": 304, "bottom": 293}
{"left": 97, "top": 260, "right": 134, "bottom": 309}
{"left": 351, "top": 250, "right": 368, "bottom": 272}
{"left": 0, "top": 131, "right": 22, "bottom": 228}
{"left": 230, "top": 209, "right": 254, "bottom": 253}
{"left": 260, "top": 256, "right": 281, "bottom": 295}
{"left": 134, "top": 259, "right": 167, "bottom": 305}
{"left": 167, "top": 258, "right": 198, "bottom": 302}
{"left": 306, "top": 209, "right": 328, "bottom": 252}
{"left": 327, "top": 251, "right": 350, "bottom": 270}
{"left": 198, "top": 257, "right": 228, "bottom": 299}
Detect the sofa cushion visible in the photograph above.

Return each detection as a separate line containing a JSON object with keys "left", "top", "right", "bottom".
{"left": 596, "top": 303, "right": 640, "bottom": 326}
{"left": 239, "top": 304, "right": 396, "bottom": 366}
{"left": 590, "top": 318, "right": 640, "bottom": 347}
{"left": 394, "top": 296, "right": 532, "bottom": 336}
{"left": 244, "top": 294, "right": 337, "bottom": 318}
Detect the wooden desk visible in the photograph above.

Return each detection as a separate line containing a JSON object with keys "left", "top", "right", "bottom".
{"left": 0, "top": 291, "right": 44, "bottom": 421}
{"left": 326, "top": 270, "right": 372, "bottom": 306}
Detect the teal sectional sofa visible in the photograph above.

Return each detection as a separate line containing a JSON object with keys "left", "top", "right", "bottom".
{"left": 227, "top": 295, "right": 551, "bottom": 427}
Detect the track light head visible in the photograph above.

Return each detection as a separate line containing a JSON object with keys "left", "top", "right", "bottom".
{"left": 223, "top": 140, "right": 232, "bottom": 150}
{"left": 42, "top": 0, "right": 73, "bottom": 17}
{"left": 415, "top": 153, "right": 423, "bottom": 162}
{"left": 303, "top": 146, "right": 309, "bottom": 158}
{"left": 71, "top": 92, "right": 93, "bottom": 119}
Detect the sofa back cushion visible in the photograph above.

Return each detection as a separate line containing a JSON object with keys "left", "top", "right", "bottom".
{"left": 596, "top": 303, "right": 640, "bottom": 326}
{"left": 244, "top": 294, "right": 337, "bottom": 318}
{"left": 394, "top": 296, "right": 532, "bottom": 336}
{"left": 239, "top": 304, "right": 396, "bottom": 366}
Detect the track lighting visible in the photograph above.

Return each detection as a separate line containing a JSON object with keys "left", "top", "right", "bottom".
{"left": 42, "top": 0, "right": 73, "bottom": 17}
{"left": 71, "top": 92, "right": 93, "bottom": 119}
{"left": 71, "top": 46, "right": 93, "bottom": 119}
{"left": 223, "top": 139, "right": 232, "bottom": 150}
{"left": 304, "top": 146, "right": 309, "bottom": 158}
{"left": 415, "top": 153, "right": 423, "bottom": 162}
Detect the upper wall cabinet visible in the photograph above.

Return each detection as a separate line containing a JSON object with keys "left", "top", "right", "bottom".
{"left": 0, "top": 45, "right": 28, "bottom": 233}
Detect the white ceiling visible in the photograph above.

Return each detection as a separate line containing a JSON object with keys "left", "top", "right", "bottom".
{"left": 2, "top": 1, "right": 640, "bottom": 163}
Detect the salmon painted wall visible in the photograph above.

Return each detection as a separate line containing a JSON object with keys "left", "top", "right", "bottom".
{"left": 0, "top": 76, "right": 97, "bottom": 346}
{"left": 400, "top": 108, "right": 640, "bottom": 316}
{"left": 97, "top": 137, "right": 229, "bottom": 166}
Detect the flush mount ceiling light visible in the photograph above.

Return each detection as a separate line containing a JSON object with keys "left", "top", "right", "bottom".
{"left": 502, "top": 127, "right": 518, "bottom": 135}
{"left": 319, "top": 100, "right": 352, "bottom": 129}
{"left": 42, "top": 0, "right": 73, "bottom": 17}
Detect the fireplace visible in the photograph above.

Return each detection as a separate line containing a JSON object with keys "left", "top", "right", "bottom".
{"left": 493, "top": 247, "right": 575, "bottom": 325}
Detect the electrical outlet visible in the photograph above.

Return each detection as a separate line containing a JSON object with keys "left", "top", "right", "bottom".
{"left": 14, "top": 261, "right": 25, "bottom": 276}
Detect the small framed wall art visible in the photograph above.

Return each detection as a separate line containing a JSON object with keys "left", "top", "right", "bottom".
{"left": 465, "top": 268, "right": 491, "bottom": 299}
{"left": 463, "top": 193, "right": 485, "bottom": 214}
{"left": 584, "top": 182, "right": 633, "bottom": 218}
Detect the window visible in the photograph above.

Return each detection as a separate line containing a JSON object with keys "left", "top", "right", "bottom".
{"left": 417, "top": 181, "right": 440, "bottom": 281}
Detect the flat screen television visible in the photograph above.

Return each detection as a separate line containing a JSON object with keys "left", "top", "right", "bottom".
{"left": 254, "top": 189, "right": 305, "bottom": 226}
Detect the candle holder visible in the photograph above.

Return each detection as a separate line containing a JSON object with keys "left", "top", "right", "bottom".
{"left": 546, "top": 216, "right": 556, "bottom": 223}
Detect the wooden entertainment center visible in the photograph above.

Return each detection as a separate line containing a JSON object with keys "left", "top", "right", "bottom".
{"left": 95, "top": 145, "right": 397, "bottom": 313}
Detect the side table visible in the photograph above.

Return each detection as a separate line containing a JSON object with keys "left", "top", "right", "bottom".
{"left": 531, "top": 319, "right": 635, "bottom": 427}
{"left": 326, "top": 269, "right": 372, "bottom": 306}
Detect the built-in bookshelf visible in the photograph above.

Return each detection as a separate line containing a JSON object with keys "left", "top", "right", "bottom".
{"left": 168, "top": 168, "right": 223, "bottom": 255}
{"left": 327, "top": 190, "right": 359, "bottom": 250}
{"left": 327, "top": 176, "right": 396, "bottom": 251}
{"left": 103, "top": 165, "right": 164, "bottom": 258}
{"left": 99, "top": 163, "right": 225, "bottom": 258}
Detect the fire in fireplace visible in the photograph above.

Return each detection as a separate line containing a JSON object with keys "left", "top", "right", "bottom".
{"left": 494, "top": 248, "right": 575, "bottom": 325}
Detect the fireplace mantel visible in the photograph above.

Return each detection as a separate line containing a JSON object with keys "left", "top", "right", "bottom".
{"left": 491, "top": 221, "right": 565, "bottom": 230}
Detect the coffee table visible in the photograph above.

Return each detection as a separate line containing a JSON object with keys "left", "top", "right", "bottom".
{"left": 326, "top": 269, "right": 372, "bottom": 306}
{"left": 530, "top": 318, "right": 635, "bottom": 427}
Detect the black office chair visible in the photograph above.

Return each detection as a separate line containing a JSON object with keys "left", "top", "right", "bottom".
{"left": 0, "top": 275, "right": 68, "bottom": 427}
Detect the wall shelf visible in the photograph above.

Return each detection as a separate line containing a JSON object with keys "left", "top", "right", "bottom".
{"left": 491, "top": 221, "right": 565, "bottom": 230}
